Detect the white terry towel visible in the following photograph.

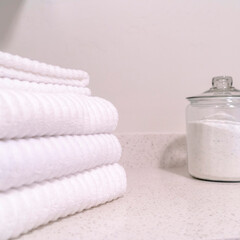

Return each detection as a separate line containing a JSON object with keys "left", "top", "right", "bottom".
{"left": 0, "top": 134, "right": 121, "bottom": 191}
{"left": 0, "top": 163, "right": 127, "bottom": 240}
{"left": 0, "top": 77, "right": 91, "bottom": 95}
{"left": 0, "top": 52, "right": 89, "bottom": 87}
{"left": 0, "top": 89, "right": 118, "bottom": 139}
{"left": 0, "top": 66, "right": 89, "bottom": 88}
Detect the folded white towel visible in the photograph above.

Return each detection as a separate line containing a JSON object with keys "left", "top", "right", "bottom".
{"left": 0, "top": 163, "right": 127, "bottom": 240}
{"left": 0, "top": 89, "right": 118, "bottom": 139}
{"left": 0, "top": 51, "right": 89, "bottom": 85}
{"left": 0, "top": 66, "right": 89, "bottom": 87}
{"left": 0, "top": 134, "right": 121, "bottom": 191}
{"left": 0, "top": 77, "right": 91, "bottom": 95}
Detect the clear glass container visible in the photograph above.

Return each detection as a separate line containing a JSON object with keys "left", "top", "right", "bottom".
{"left": 186, "top": 76, "right": 240, "bottom": 181}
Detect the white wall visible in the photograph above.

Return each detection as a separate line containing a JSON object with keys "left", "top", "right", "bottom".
{"left": 0, "top": 0, "right": 240, "bottom": 133}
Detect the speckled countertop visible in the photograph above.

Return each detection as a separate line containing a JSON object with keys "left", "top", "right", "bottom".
{"left": 16, "top": 134, "right": 240, "bottom": 240}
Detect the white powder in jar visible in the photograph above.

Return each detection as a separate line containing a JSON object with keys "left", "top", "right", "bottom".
{"left": 187, "top": 114, "right": 240, "bottom": 181}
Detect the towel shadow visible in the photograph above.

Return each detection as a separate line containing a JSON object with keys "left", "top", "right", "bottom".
{"left": 0, "top": 0, "right": 25, "bottom": 47}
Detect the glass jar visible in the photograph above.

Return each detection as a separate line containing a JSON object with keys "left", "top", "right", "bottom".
{"left": 186, "top": 76, "right": 240, "bottom": 181}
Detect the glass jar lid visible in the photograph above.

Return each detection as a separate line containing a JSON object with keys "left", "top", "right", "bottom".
{"left": 187, "top": 76, "right": 240, "bottom": 100}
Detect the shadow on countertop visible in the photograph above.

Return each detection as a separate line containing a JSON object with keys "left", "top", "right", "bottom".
{"left": 159, "top": 135, "right": 192, "bottom": 179}
{"left": 164, "top": 165, "right": 191, "bottom": 179}
{"left": 160, "top": 135, "right": 187, "bottom": 169}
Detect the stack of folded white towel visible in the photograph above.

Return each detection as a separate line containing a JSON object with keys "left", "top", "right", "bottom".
{"left": 0, "top": 52, "right": 126, "bottom": 240}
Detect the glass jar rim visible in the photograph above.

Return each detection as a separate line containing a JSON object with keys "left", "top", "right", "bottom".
{"left": 187, "top": 95, "right": 240, "bottom": 100}
{"left": 187, "top": 76, "right": 240, "bottom": 100}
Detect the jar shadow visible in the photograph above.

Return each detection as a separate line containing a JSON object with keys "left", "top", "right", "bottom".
{"left": 159, "top": 135, "right": 191, "bottom": 179}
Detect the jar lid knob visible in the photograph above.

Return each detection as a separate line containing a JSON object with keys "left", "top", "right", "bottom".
{"left": 212, "top": 76, "right": 233, "bottom": 89}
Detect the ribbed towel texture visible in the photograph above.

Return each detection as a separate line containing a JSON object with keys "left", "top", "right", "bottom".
{"left": 0, "top": 66, "right": 89, "bottom": 88}
{"left": 0, "top": 134, "right": 121, "bottom": 191}
{"left": 0, "top": 77, "right": 91, "bottom": 95}
{"left": 0, "top": 51, "right": 126, "bottom": 240}
{"left": 0, "top": 164, "right": 126, "bottom": 240}
{"left": 0, "top": 52, "right": 89, "bottom": 86}
{"left": 0, "top": 89, "right": 118, "bottom": 139}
